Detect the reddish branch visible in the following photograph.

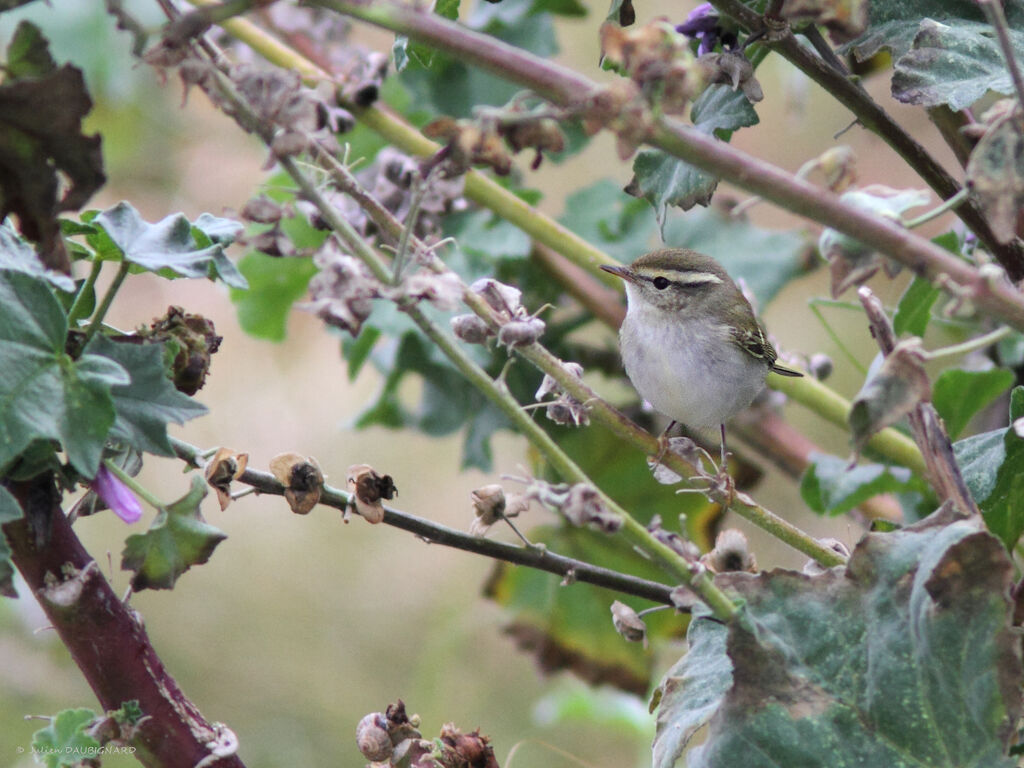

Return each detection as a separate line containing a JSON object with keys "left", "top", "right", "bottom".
{"left": 4, "top": 474, "right": 245, "bottom": 768}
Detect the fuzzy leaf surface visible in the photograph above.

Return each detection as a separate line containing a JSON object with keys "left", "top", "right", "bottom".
{"left": 0, "top": 270, "right": 127, "bottom": 476}
{"left": 654, "top": 509, "right": 1022, "bottom": 767}
{"left": 31, "top": 708, "right": 100, "bottom": 768}
{"left": 85, "top": 336, "right": 208, "bottom": 456}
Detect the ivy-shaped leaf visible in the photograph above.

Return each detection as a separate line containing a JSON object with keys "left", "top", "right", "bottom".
{"left": 0, "top": 270, "right": 127, "bottom": 476}
{"left": 85, "top": 335, "right": 208, "bottom": 456}
{"left": 954, "top": 386, "right": 1024, "bottom": 549}
{"left": 801, "top": 452, "right": 918, "bottom": 516}
{"left": 31, "top": 708, "right": 100, "bottom": 768}
{"left": 653, "top": 509, "right": 1022, "bottom": 768}
{"left": 88, "top": 201, "right": 247, "bottom": 289}
{"left": 230, "top": 253, "right": 317, "bottom": 342}
{"left": 625, "top": 84, "right": 759, "bottom": 228}
{"left": 558, "top": 179, "right": 656, "bottom": 261}
{"left": 121, "top": 476, "right": 226, "bottom": 590}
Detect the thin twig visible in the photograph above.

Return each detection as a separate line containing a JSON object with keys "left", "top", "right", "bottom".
{"left": 168, "top": 438, "right": 678, "bottom": 606}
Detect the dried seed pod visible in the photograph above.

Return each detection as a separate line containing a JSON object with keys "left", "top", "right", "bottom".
{"left": 439, "top": 724, "right": 497, "bottom": 768}
{"left": 401, "top": 270, "right": 464, "bottom": 311}
{"left": 141, "top": 306, "right": 222, "bottom": 395}
{"left": 470, "top": 278, "right": 523, "bottom": 317}
{"left": 562, "top": 484, "right": 621, "bottom": 532}
{"left": 610, "top": 600, "right": 648, "bottom": 646}
{"left": 817, "top": 146, "right": 857, "bottom": 193}
{"left": 240, "top": 195, "right": 284, "bottom": 224}
{"left": 346, "top": 464, "right": 397, "bottom": 524}
{"left": 451, "top": 314, "right": 493, "bottom": 344}
{"left": 269, "top": 452, "right": 324, "bottom": 515}
{"left": 498, "top": 316, "right": 545, "bottom": 348}
{"left": 809, "top": 352, "right": 834, "bottom": 381}
{"left": 700, "top": 51, "right": 763, "bottom": 103}
{"left": 204, "top": 448, "right": 249, "bottom": 511}
{"left": 356, "top": 713, "right": 393, "bottom": 762}
{"left": 703, "top": 528, "right": 756, "bottom": 573}
{"left": 470, "top": 484, "right": 506, "bottom": 527}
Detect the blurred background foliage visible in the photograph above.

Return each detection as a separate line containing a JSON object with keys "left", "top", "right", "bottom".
{"left": 0, "top": 1, "right": 987, "bottom": 766}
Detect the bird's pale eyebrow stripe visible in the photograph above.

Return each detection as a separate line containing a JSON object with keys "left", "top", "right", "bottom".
{"left": 645, "top": 269, "right": 723, "bottom": 286}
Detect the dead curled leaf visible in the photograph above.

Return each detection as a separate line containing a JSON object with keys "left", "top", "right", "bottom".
{"left": 849, "top": 338, "right": 931, "bottom": 458}
{"left": 346, "top": 463, "right": 397, "bottom": 524}
{"left": 204, "top": 448, "right": 249, "bottom": 510}
{"left": 269, "top": 452, "right": 324, "bottom": 515}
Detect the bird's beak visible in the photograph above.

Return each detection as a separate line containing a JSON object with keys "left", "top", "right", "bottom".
{"left": 600, "top": 264, "right": 638, "bottom": 284}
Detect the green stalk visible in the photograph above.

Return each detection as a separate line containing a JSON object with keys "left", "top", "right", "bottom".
{"left": 103, "top": 458, "right": 164, "bottom": 510}
{"left": 66, "top": 259, "right": 103, "bottom": 326}
{"left": 81, "top": 261, "right": 130, "bottom": 346}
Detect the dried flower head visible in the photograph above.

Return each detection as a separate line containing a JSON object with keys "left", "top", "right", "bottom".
{"left": 298, "top": 246, "right": 381, "bottom": 336}
{"left": 802, "top": 538, "right": 851, "bottom": 576}
{"left": 610, "top": 600, "right": 648, "bottom": 647}
{"left": 269, "top": 453, "right": 324, "bottom": 515}
{"left": 346, "top": 464, "right": 397, "bottom": 525}
{"left": 204, "top": 448, "right": 249, "bottom": 511}
{"left": 563, "top": 484, "right": 622, "bottom": 532}
{"left": 699, "top": 51, "right": 763, "bottom": 103}
{"left": 703, "top": 528, "right": 756, "bottom": 573}
{"left": 451, "top": 314, "right": 494, "bottom": 345}
{"left": 470, "top": 278, "right": 523, "bottom": 317}
{"left": 141, "top": 306, "right": 222, "bottom": 395}
{"left": 498, "top": 316, "right": 546, "bottom": 348}
{"left": 535, "top": 362, "right": 589, "bottom": 426}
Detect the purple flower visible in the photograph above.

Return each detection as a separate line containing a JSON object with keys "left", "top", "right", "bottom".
{"left": 677, "top": 3, "right": 735, "bottom": 55}
{"left": 91, "top": 465, "right": 144, "bottom": 524}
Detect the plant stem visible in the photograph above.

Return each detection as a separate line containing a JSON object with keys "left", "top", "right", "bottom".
{"left": 82, "top": 261, "right": 130, "bottom": 346}
{"left": 925, "top": 325, "right": 1013, "bottom": 360}
{"left": 308, "top": 144, "right": 849, "bottom": 567}
{"left": 103, "top": 458, "right": 164, "bottom": 510}
{"left": 767, "top": 371, "right": 928, "bottom": 476}
{"left": 903, "top": 189, "right": 969, "bottom": 229}
{"left": 709, "top": 0, "right": 1024, "bottom": 280}
{"left": 312, "top": 0, "right": 1024, "bottom": 332}
{"left": 67, "top": 259, "right": 103, "bottom": 326}
{"left": 977, "top": 0, "right": 1024, "bottom": 113}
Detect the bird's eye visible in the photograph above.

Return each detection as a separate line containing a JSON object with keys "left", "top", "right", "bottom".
{"left": 652, "top": 276, "right": 670, "bottom": 290}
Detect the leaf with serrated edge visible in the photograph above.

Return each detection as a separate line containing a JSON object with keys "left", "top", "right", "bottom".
{"left": 655, "top": 508, "right": 1021, "bottom": 768}
{"left": 32, "top": 708, "right": 100, "bottom": 768}
{"left": 121, "top": 476, "right": 225, "bottom": 591}
{"left": 85, "top": 336, "right": 207, "bottom": 456}
{"left": 0, "top": 271, "right": 127, "bottom": 476}
{"left": 91, "top": 201, "right": 247, "bottom": 288}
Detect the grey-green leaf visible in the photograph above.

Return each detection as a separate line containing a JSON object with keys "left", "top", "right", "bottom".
{"left": 800, "top": 452, "right": 916, "bottom": 516}
{"left": 953, "top": 386, "right": 1024, "bottom": 549}
{"left": 657, "top": 508, "right": 1021, "bottom": 768}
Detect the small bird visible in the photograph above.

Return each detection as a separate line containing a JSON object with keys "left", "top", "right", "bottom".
{"left": 601, "top": 248, "right": 802, "bottom": 467}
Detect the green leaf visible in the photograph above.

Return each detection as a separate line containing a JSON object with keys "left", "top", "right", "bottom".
{"left": 442, "top": 207, "right": 532, "bottom": 282}
{"left": 626, "top": 84, "right": 759, "bottom": 227}
{"left": 892, "top": 20, "right": 1024, "bottom": 111}
{"left": 933, "top": 367, "right": 1014, "bottom": 439}
{"left": 0, "top": 484, "right": 22, "bottom": 598}
{"left": 655, "top": 510, "right": 1021, "bottom": 768}
{"left": 193, "top": 212, "right": 244, "bottom": 245}
{"left": 842, "top": 0, "right": 1024, "bottom": 63}
{"left": 954, "top": 386, "right": 1024, "bottom": 549}
{"left": 399, "top": 3, "right": 558, "bottom": 114}
{"left": 893, "top": 276, "right": 940, "bottom": 336}
{"left": 0, "top": 222, "right": 75, "bottom": 291}
{"left": 800, "top": 453, "right": 917, "bottom": 516}
{"left": 652, "top": 608, "right": 731, "bottom": 768}
{"left": 394, "top": 0, "right": 460, "bottom": 71}
{"left": 342, "top": 326, "right": 381, "bottom": 381}
{"left": 6, "top": 21, "right": 56, "bottom": 80}
{"left": 90, "top": 201, "right": 247, "bottom": 289}
{"left": 121, "top": 475, "right": 226, "bottom": 590}
{"left": 0, "top": 271, "right": 127, "bottom": 476}
{"left": 662, "top": 207, "right": 809, "bottom": 307}
{"left": 558, "top": 179, "right": 656, "bottom": 261}
{"left": 230, "top": 253, "right": 317, "bottom": 341}
{"left": 31, "top": 708, "right": 100, "bottom": 768}
{"left": 84, "top": 336, "right": 208, "bottom": 456}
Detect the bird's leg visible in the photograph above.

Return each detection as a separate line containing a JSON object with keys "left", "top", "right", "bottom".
{"left": 713, "top": 423, "right": 736, "bottom": 502}
{"left": 653, "top": 420, "right": 678, "bottom": 465}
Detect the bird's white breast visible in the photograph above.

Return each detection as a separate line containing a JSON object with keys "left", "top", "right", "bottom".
{"left": 618, "top": 298, "right": 768, "bottom": 431}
